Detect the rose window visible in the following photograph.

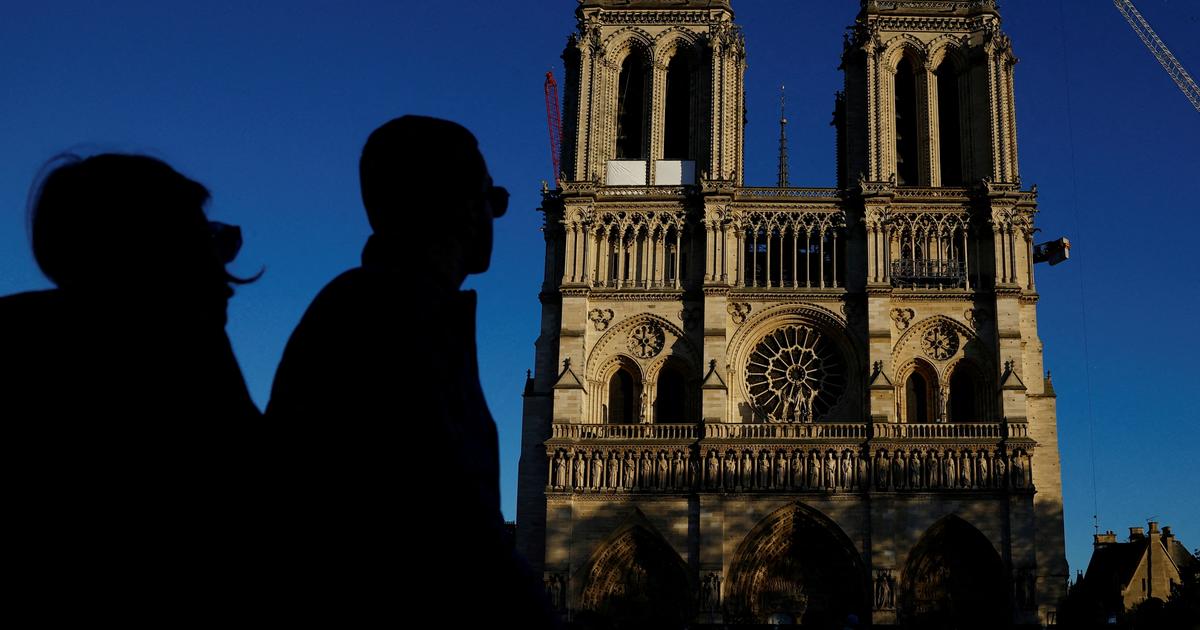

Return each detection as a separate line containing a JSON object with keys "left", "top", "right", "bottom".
{"left": 627, "top": 322, "right": 666, "bottom": 359}
{"left": 921, "top": 323, "right": 959, "bottom": 361}
{"left": 745, "top": 325, "right": 845, "bottom": 423}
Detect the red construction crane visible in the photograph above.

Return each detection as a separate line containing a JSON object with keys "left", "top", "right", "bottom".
{"left": 544, "top": 70, "right": 563, "bottom": 184}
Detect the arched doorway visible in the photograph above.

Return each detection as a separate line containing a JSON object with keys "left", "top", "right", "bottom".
{"left": 900, "top": 516, "right": 1010, "bottom": 629}
{"left": 726, "top": 503, "right": 868, "bottom": 626}
{"left": 577, "top": 525, "right": 694, "bottom": 628}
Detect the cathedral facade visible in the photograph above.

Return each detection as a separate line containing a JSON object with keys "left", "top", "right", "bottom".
{"left": 517, "top": 1, "right": 1066, "bottom": 626}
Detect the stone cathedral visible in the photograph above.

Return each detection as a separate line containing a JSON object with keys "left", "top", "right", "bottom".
{"left": 517, "top": 1, "right": 1067, "bottom": 627}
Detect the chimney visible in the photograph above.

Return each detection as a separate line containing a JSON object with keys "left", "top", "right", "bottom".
{"left": 1094, "top": 530, "right": 1118, "bottom": 546}
{"left": 1163, "top": 526, "right": 1175, "bottom": 546}
{"left": 1148, "top": 521, "right": 1161, "bottom": 542}
{"left": 1129, "top": 527, "right": 1145, "bottom": 541}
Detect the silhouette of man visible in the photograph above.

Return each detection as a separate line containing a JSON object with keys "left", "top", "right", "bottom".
{"left": 267, "top": 116, "right": 554, "bottom": 625}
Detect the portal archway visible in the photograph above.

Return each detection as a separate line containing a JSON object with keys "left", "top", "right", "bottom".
{"left": 577, "top": 525, "right": 693, "bottom": 627}
{"left": 726, "top": 503, "right": 868, "bottom": 626}
{"left": 900, "top": 515, "right": 1010, "bottom": 629}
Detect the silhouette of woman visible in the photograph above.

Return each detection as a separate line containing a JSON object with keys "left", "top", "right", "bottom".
{"left": 0, "top": 153, "right": 260, "bottom": 620}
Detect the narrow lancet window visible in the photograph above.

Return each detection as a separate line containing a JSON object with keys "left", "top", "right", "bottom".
{"left": 616, "top": 55, "right": 647, "bottom": 159}
{"left": 894, "top": 57, "right": 919, "bottom": 186}
{"left": 655, "top": 366, "right": 687, "bottom": 423}
{"left": 937, "top": 60, "right": 963, "bottom": 186}
{"left": 663, "top": 54, "right": 692, "bottom": 160}
{"left": 949, "top": 367, "right": 980, "bottom": 422}
{"left": 905, "top": 371, "right": 931, "bottom": 423}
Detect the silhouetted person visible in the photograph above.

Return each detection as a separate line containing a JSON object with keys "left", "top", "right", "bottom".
{"left": 267, "top": 116, "right": 555, "bottom": 625}
{"left": 0, "top": 153, "right": 261, "bottom": 620}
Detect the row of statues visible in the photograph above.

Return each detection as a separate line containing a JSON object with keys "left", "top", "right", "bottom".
{"left": 549, "top": 447, "right": 1033, "bottom": 492}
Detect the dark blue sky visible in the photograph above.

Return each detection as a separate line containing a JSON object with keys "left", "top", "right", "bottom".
{"left": 2, "top": 1, "right": 1197, "bottom": 574}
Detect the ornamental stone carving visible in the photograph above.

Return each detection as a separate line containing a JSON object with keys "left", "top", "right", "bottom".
{"left": 921, "top": 322, "right": 960, "bottom": 360}
{"left": 890, "top": 307, "right": 915, "bottom": 331}
{"left": 728, "top": 302, "right": 752, "bottom": 325}
{"left": 964, "top": 307, "right": 989, "bottom": 330}
{"left": 627, "top": 321, "right": 665, "bottom": 358}
{"left": 589, "top": 308, "right": 615, "bottom": 331}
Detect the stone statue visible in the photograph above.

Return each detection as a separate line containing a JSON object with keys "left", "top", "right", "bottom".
{"left": 994, "top": 455, "right": 1007, "bottom": 489}
{"left": 1013, "top": 452, "right": 1025, "bottom": 488}
{"left": 657, "top": 452, "right": 669, "bottom": 490}
{"left": 824, "top": 452, "right": 836, "bottom": 489}
{"left": 724, "top": 451, "right": 737, "bottom": 489}
{"left": 640, "top": 451, "right": 653, "bottom": 489}
{"left": 891, "top": 451, "right": 905, "bottom": 490}
{"left": 672, "top": 451, "right": 685, "bottom": 489}
{"left": 909, "top": 451, "right": 922, "bottom": 489}
{"left": 977, "top": 451, "right": 989, "bottom": 488}
{"left": 808, "top": 451, "right": 820, "bottom": 489}
{"left": 622, "top": 452, "right": 636, "bottom": 489}
{"left": 591, "top": 452, "right": 604, "bottom": 489}
{"left": 573, "top": 451, "right": 586, "bottom": 489}
{"left": 841, "top": 452, "right": 853, "bottom": 490}
{"left": 706, "top": 451, "right": 719, "bottom": 489}
{"left": 791, "top": 451, "right": 804, "bottom": 489}
{"left": 777, "top": 448, "right": 787, "bottom": 489}
{"left": 874, "top": 451, "right": 887, "bottom": 489}
{"left": 758, "top": 451, "right": 770, "bottom": 489}
{"left": 607, "top": 452, "right": 620, "bottom": 489}
{"left": 944, "top": 452, "right": 956, "bottom": 489}
{"left": 554, "top": 452, "right": 567, "bottom": 488}
{"left": 928, "top": 451, "right": 941, "bottom": 488}
{"left": 960, "top": 451, "right": 971, "bottom": 488}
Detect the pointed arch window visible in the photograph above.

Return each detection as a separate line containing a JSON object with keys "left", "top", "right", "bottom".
{"left": 608, "top": 368, "right": 637, "bottom": 423}
{"left": 894, "top": 57, "right": 920, "bottom": 186}
{"left": 654, "top": 363, "right": 688, "bottom": 423}
{"left": 663, "top": 53, "right": 693, "bottom": 160}
{"left": 936, "top": 59, "right": 964, "bottom": 186}
{"left": 616, "top": 55, "right": 647, "bottom": 160}
{"left": 903, "top": 364, "right": 937, "bottom": 423}
{"left": 948, "top": 366, "right": 982, "bottom": 422}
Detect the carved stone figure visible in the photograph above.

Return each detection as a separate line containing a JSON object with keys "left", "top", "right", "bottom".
{"left": 657, "top": 452, "right": 669, "bottom": 490}
{"left": 824, "top": 452, "right": 836, "bottom": 489}
{"left": 775, "top": 451, "right": 788, "bottom": 489}
{"left": 622, "top": 452, "right": 636, "bottom": 489}
{"left": 1013, "top": 452, "right": 1026, "bottom": 488}
{"left": 792, "top": 451, "right": 804, "bottom": 489}
{"left": 960, "top": 451, "right": 972, "bottom": 488}
{"left": 977, "top": 451, "right": 989, "bottom": 488}
{"left": 944, "top": 452, "right": 956, "bottom": 489}
{"left": 909, "top": 451, "right": 922, "bottom": 489}
{"left": 706, "top": 451, "right": 718, "bottom": 489}
{"left": 573, "top": 452, "right": 586, "bottom": 489}
{"left": 758, "top": 451, "right": 770, "bottom": 489}
{"left": 724, "top": 451, "right": 737, "bottom": 489}
{"left": 590, "top": 452, "right": 603, "bottom": 489}
{"left": 554, "top": 452, "right": 567, "bottom": 489}
{"left": 672, "top": 451, "right": 685, "bottom": 489}
{"left": 892, "top": 451, "right": 905, "bottom": 490}
{"left": 928, "top": 451, "right": 941, "bottom": 488}
{"left": 994, "top": 455, "right": 1007, "bottom": 489}
{"left": 841, "top": 452, "right": 853, "bottom": 490}
{"left": 875, "top": 451, "right": 888, "bottom": 489}
{"left": 808, "top": 451, "right": 820, "bottom": 489}
{"left": 607, "top": 452, "right": 620, "bottom": 489}
{"left": 640, "top": 451, "right": 653, "bottom": 489}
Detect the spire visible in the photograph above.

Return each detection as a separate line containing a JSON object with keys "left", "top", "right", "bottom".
{"left": 777, "top": 84, "right": 789, "bottom": 187}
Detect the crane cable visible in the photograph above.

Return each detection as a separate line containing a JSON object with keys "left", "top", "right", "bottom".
{"left": 1054, "top": 0, "right": 1101, "bottom": 539}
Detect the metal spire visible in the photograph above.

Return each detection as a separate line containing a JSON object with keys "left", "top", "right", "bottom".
{"left": 777, "top": 84, "right": 789, "bottom": 187}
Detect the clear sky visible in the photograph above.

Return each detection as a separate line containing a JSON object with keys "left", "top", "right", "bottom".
{"left": 2, "top": 1, "right": 1197, "bottom": 576}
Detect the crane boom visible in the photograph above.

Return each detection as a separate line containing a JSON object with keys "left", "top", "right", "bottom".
{"left": 1114, "top": 0, "right": 1200, "bottom": 113}
{"left": 544, "top": 71, "right": 563, "bottom": 184}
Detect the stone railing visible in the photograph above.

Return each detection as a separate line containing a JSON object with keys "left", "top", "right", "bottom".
{"left": 737, "top": 187, "right": 840, "bottom": 200}
{"left": 705, "top": 422, "right": 868, "bottom": 440}
{"left": 892, "top": 186, "right": 972, "bottom": 200}
{"left": 872, "top": 422, "right": 1028, "bottom": 440}
{"left": 595, "top": 186, "right": 690, "bottom": 199}
{"left": 551, "top": 423, "right": 698, "bottom": 441}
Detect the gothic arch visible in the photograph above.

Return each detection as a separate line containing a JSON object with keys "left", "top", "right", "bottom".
{"left": 893, "top": 315, "right": 988, "bottom": 375}
{"left": 596, "top": 355, "right": 642, "bottom": 424}
{"left": 576, "top": 518, "right": 694, "bottom": 627}
{"left": 654, "top": 27, "right": 704, "bottom": 66}
{"left": 726, "top": 502, "right": 869, "bottom": 625}
{"left": 896, "top": 357, "right": 939, "bottom": 424}
{"left": 881, "top": 34, "right": 927, "bottom": 73}
{"left": 603, "top": 27, "right": 655, "bottom": 63}
{"left": 944, "top": 357, "right": 991, "bottom": 422}
{"left": 586, "top": 314, "right": 699, "bottom": 424}
{"left": 728, "top": 303, "right": 864, "bottom": 423}
{"left": 926, "top": 35, "right": 970, "bottom": 73}
{"left": 899, "top": 515, "right": 1010, "bottom": 629}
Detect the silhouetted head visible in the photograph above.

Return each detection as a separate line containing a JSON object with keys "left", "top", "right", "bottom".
{"left": 29, "top": 153, "right": 242, "bottom": 319}
{"left": 359, "top": 115, "right": 507, "bottom": 282}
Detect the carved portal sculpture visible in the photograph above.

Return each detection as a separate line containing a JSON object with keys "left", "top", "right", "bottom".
{"left": 744, "top": 325, "right": 845, "bottom": 423}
